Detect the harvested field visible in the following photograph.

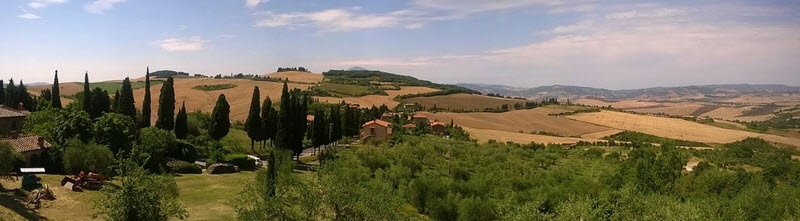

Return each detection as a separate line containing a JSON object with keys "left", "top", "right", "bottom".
{"left": 462, "top": 126, "right": 601, "bottom": 144}
{"left": 263, "top": 71, "right": 323, "bottom": 83}
{"left": 580, "top": 129, "right": 625, "bottom": 139}
{"left": 724, "top": 94, "right": 800, "bottom": 105}
{"left": 625, "top": 104, "right": 705, "bottom": 116}
{"left": 574, "top": 98, "right": 662, "bottom": 109}
{"left": 404, "top": 93, "right": 525, "bottom": 111}
{"left": 421, "top": 107, "right": 612, "bottom": 137}
{"left": 315, "top": 86, "right": 438, "bottom": 108}
{"left": 700, "top": 106, "right": 774, "bottom": 122}
{"left": 566, "top": 110, "right": 800, "bottom": 147}
{"left": 690, "top": 105, "right": 722, "bottom": 116}
{"left": 135, "top": 78, "right": 312, "bottom": 123}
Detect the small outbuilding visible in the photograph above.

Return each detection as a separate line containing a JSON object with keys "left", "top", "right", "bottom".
{"left": 1, "top": 135, "right": 52, "bottom": 167}
{"left": 431, "top": 121, "right": 446, "bottom": 134}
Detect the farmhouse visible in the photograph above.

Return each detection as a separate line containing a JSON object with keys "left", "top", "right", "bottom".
{"left": 431, "top": 121, "right": 446, "bottom": 134}
{"left": 402, "top": 124, "right": 417, "bottom": 129}
{"left": 0, "top": 104, "right": 29, "bottom": 136}
{"left": 412, "top": 113, "right": 428, "bottom": 124}
{"left": 360, "top": 119, "right": 392, "bottom": 141}
{"left": 1, "top": 135, "right": 52, "bottom": 167}
{"left": 380, "top": 112, "right": 395, "bottom": 122}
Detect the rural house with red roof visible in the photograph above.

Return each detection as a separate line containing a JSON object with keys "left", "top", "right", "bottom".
{"left": 360, "top": 119, "right": 392, "bottom": 141}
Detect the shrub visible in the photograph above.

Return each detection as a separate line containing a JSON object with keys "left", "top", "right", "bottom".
{"left": 177, "top": 141, "right": 198, "bottom": 162}
{"left": 0, "top": 142, "right": 24, "bottom": 174}
{"left": 192, "top": 84, "right": 237, "bottom": 91}
{"left": 170, "top": 161, "right": 202, "bottom": 174}
{"left": 136, "top": 127, "right": 177, "bottom": 172}
{"left": 62, "top": 139, "right": 115, "bottom": 175}
{"left": 583, "top": 148, "right": 605, "bottom": 159}
{"left": 225, "top": 153, "right": 256, "bottom": 171}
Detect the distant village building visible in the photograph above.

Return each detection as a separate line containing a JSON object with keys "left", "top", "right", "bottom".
{"left": 0, "top": 105, "right": 29, "bottom": 136}
{"left": 402, "top": 124, "right": 417, "bottom": 130}
{"left": 431, "top": 121, "right": 446, "bottom": 134}
{"left": 360, "top": 119, "right": 392, "bottom": 141}
{"left": 380, "top": 112, "right": 395, "bottom": 122}
{"left": 306, "top": 115, "right": 315, "bottom": 126}
{"left": 0, "top": 135, "right": 51, "bottom": 167}
{"left": 412, "top": 113, "right": 428, "bottom": 125}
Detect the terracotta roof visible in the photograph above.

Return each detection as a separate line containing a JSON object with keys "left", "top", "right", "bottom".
{"left": 402, "top": 124, "right": 417, "bottom": 128}
{"left": 413, "top": 113, "right": 427, "bottom": 119}
{"left": 362, "top": 119, "right": 390, "bottom": 127}
{"left": 306, "top": 115, "right": 315, "bottom": 121}
{"left": 0, "top": 135, "right": 51, "bottom": 153}
{"left": 0, "top": 105, "right": 28, "bottom": 118}
{"left": 431, "top": 122, "right": 445, "bottom": 127}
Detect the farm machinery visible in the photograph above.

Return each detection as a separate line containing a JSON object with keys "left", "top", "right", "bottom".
{"left": 60, "top": 171, "right": 105, "bottom": 191}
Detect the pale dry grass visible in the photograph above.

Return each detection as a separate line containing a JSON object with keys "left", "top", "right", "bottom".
{"left": 463, "top": 126, "right": 601, "bottom": 144}
{"left": 263, "top": 71, "right": 323, "bottom": 83}
{"left": 567, "top": 110, "right": 800, "bottom": 147}
{"left": 315, "top": 86, "right": 439, "bottom": 108}
{"left": 421, "top": 107, "right": 612, "bottom": 137}
{"left": 404, "top": 93, "right": 525, "bottom": 111}
{"left": 580, "top": 129, "right": 625, "bottom": 139}
{"left": 724, "top": 94, "right": 800, "bottom": 105}
{"left": 135, "top": 78, "right": 312, "bottom": 123}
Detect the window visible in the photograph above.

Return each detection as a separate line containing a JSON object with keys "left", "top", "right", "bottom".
{"left": 370, "top": 128, "right": 375, "bottom": 136}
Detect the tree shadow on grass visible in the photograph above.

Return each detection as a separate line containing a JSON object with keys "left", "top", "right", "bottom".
{"left": 0, "top": 182, "right": 49, "bottom": 221}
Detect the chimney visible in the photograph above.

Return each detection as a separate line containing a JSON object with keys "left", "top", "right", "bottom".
{"left": 17, "top": 102, "right": 25, "bottom": 111}
{"left": 38, "top": 137, "right": 44, "bottom": 147}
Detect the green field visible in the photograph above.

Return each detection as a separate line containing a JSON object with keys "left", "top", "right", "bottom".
{"left": 80, "top": 80, "right": 164, "bottom": 94}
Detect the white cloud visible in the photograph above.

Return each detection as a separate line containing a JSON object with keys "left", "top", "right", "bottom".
{"left": 155, "top": 37, "right": 208, "bottom": 52}
{"left": 606, "top": 8, "right": 686, "bottom": 20}
{"left": 27, "top": 0, "right": 67, "bottom": 9}
{"left": 17, "top": 13, "right": 42, "bottom": 19}
{"left": 411, "top": 0, "right": 569, "bottom": 14}
{"left": 255, "top": 8, "right": 402, "bottom": 32}
{"left": 84, "top": 0, "right": 126, "bottom": 14}
{"left": 246, "top": 0, "right": 266, "bottom": 8}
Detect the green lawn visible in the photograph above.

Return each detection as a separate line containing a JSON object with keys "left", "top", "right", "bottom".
{"left": 0, "top": 172, "right": 257, "bottom": 221}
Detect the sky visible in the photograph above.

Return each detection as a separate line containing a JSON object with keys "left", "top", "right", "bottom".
{"left": 1, "top": 0, "right": 799, "bottom": 89}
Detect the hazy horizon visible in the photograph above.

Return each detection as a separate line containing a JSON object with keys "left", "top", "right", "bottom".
{"left": 2, "top": 0, "right": 799, "bottom": 89}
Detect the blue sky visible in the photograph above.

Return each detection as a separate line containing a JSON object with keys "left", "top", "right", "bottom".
{"left": 1, "top": 0, "right": 799, "bottom": 89}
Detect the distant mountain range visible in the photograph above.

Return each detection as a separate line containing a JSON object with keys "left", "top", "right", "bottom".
{"left": 458, "top": 83, "right": 800, "bottom": 101}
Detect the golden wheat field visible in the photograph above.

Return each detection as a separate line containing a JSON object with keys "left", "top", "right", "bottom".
{"left": 461, "top": 126, "right": 602, "bottom": 144}
{"left": 566, "top": 110, "right": 800, "bottom": 147}
{"left": 263, "top": 71, "right": 324, "bottom": 83}
{"left": 404, "top": 93, "right": 526, "bottom": 111}
{"left": 573, "top": 98, "right": 662, "bottom": 109}
{"left": 134, "top": 78, "right": 312, "bottom": 123}
{"left": 420, "top": 106, "right": 613, "bottom": 137}
{"left": 315, "top": 86, "right": 439, "bottom": 108}
{"left": 626, "top": 104, "right": 706, "bottom": 116}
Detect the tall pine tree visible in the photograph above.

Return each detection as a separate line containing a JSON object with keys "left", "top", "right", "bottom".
{"left": 156, "top": 76, "right": 175, "bottom": 130}
{"left": 174, "top": 101, "right": 188, "bottom": 140}
{"left": 209, "top": 94, "right": 230, "bottom": 140}
{"left": 245, "top": 86, "right": 262, "bottom": 153}
{"left": 117, "top": 77, "right": 137, "bottom": 120}
{"left": 51, "top": 70, "right": 62, "bottom": 109}
{"left": 83, "top": 72, "right": 93, "bottom": 115}
{"left": 141, "top": 67, "right": 152, "bottom": 128}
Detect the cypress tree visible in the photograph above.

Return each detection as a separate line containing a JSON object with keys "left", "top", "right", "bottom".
{"left": 117, "top": 77, "right": 137, "bottom": 119}
{"left": 51, "top": 70, "right": 62, "bottom": 109}
{"left": 90, "top": 87, "right": 110, "bottom": 118}
{"left": 330, "top": 106, "right": 342, "bottom": 142}
{"left": 175, "top": 101, "right": 188, "bottom": 140}
{"left": 141, "top": 67, "right": 152, "bottom": 128}
{"left": 5, "top": 79, "right": 16, "bottom": 108}
{"left": 83, "top": 72, "right": 93, "bottom": 115}
{"left": 112, "top": 89, "right": 120, "bottom": 112}
{"left": 16, "top": 81, "right": 33, "bottom": 111}
{"left": 245, "top": 86, "right": 262, "bottom": 153}
{"left": 260, "top": 97, "right": 276, "bottom": 149}
{"left": 209, "top": 94, "right": 230, "bottom": 140}
{"left": 293, "top": 90, "right": 308, "bottom": 156}
{"left": 311, "top": 109, "right": 326, "bottom": 147}
{"left": 275, "top": 82, "right": 291, "bottom": 150}
{"left": 0, "top": 80, "right": 5, "bottom": 105}
{"left": 156, "top": 76, "right": 175, "bottom": 130}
